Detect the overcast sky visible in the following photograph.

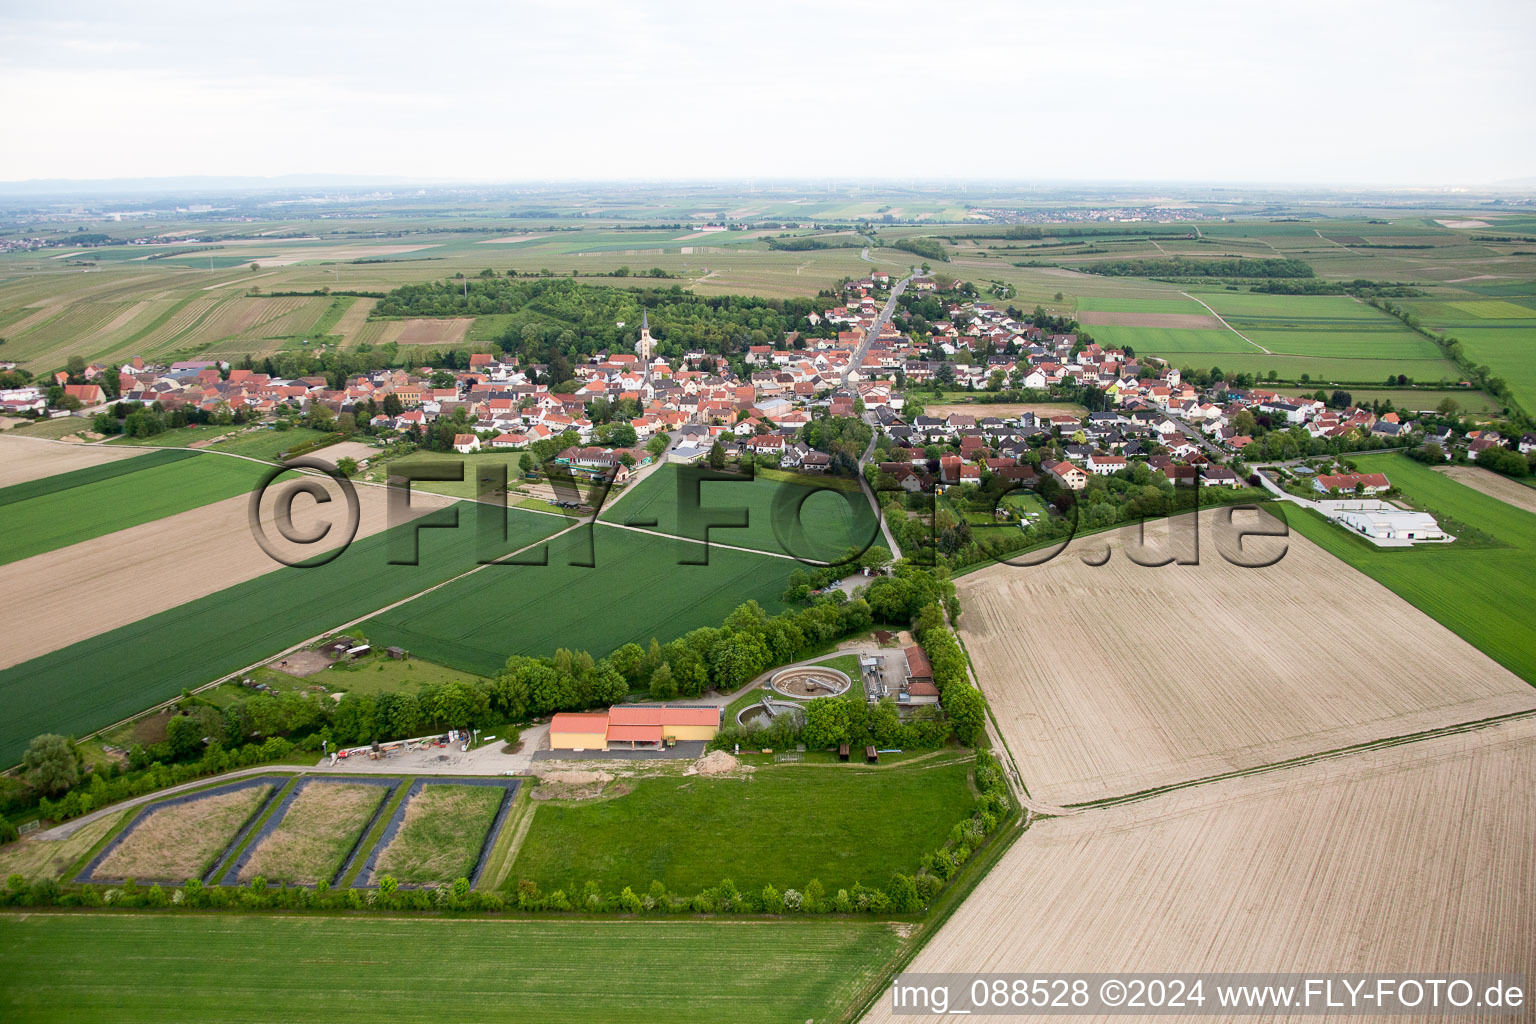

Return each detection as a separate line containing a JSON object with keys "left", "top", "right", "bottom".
{"left": 1, "top": 0, "right": 1532, "bottom": 187}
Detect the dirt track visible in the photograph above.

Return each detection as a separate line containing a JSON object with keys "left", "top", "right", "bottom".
{"left": 863, "top": 717, "right": 1536, "bottom": 1023}
{"left": 957, "top": 509, "right": 1536, "bottom": 805}
{"left": 0, "top": 434, "right": 140, "bottom": 486}
{"left": 1434, "top": 464, "right": 1536, "bottom": 515}
{"left": 0, "top": 484, "right": 453, "bottom": 670}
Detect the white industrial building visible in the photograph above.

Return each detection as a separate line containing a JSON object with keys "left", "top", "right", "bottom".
{"left": 1321, "top": 500, "right": 1448, "bottom": 545}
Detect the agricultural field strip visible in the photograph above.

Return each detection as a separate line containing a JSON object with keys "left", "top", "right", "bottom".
{"left": 0, "top": 448, "right": 193, "bottom": 507}
{"left": 957, "top": 508, "right": 1536, "bottom": 806}
{"left": 1178, "top": 291, "right": 1271, "bottom": 352}
{"left": 862, "top": 717, "right": 1536, "bottom": 1024}
{"left": 0, "top": 448, "right": 278, "bottom": 566}
{"left": 0, "top": 434, "right": 143, "bottom": 487}
{"left": 0, "top": 914, "right": 903, "bottom": 1024}
{"left": 0, "top": 483, "right": 456, "bottom": 671}
{"left": 0, "top": 501, "right": 569, "bottom": 766}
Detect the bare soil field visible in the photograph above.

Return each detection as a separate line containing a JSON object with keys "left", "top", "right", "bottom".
{"left": 96, "top": 784, "right": 272, "bottom": 882}
{"left": 308, "top": 440, "right": 379, "bottom": 465}
{"left": 0, "top": 435, "right": 141, "bottom": 486}
{"left": 237, "top": 782, "right": 385, "bottom": 884}
{"left": 1077, "top": 310, "right": 1223, "bottom": 329}
{"left": 329, "top": 296, "right": 376, "bottom": 341}
{"left": 1434, "top": 465, "right": 1536, "bottom": 516}
{"left": 920, "top": 402, "right": 1087, "bottom": 420}
{"left": 957, "top": 509, "right": 1536, "bottom": 805}
{"left": 865, "top": 718, "right": 1536, "bottom": 1024}
{"left": 394, "top": 317, "right": 473, "bottom": 346}
{"left": 0, "top": 481, "right": 453, "bottom": 670}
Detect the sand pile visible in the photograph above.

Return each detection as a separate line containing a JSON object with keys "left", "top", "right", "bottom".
{"left": 687, "top": 750, "right": 752, "bottom": 776}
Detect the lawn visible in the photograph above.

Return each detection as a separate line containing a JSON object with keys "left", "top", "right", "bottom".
{"left": 0, "top": 914, "right": 903, "bottom": 1024}
{"left": 303, "top": 651, "right": 491, "bottom": 696}
{"left": 1283, "top": 453, "right": 1536, "bottom": 685}
{"left": 362, "top": 523, "right": 800, "bottom": 676}
{"left": 373, "top": 784, "right": 506, "bottom": 884}
{"left": 509, "top": 756, "right": 978, "bottom": 895}
{"left": 0, "top": 451, "right": 275, "bottom": 565}
{"left": 0, "top": 503, "right": 563, "bottom": 766}
{"left": 600, "top": 462, "right": 881, "bottom": 563}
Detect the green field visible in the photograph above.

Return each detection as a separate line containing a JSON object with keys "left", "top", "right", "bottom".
{"left": 0, "top": 448, "right": 192, "bottom": 508}
{"left": 600, "top": 462, "right": 882, "bottom": 563}
{"left": 1403, "top": 297, "right": 1536, "bottom": 413}
{"left": 1284, "top": 454, "right": 1536, "bottom": 684}
{"left": 0, "top": 503, "right": 563, "bottom": 765}
{"left": 203, "top": 427, "right": 337, "bottom": 461}
{"left": 1084, "top": 289, "right": 1468, "bottom": 384}
{"left": 362, "top": 523, "right": 799, "bottom": 676}
{"left": 0, "top": 914, "right": 902, "bottom": 1024}
{"left": 510, "top": 756, "right": 977, "bottom": 895}
{"left": 0, "top": 451, "right": 275, "bottom": 565}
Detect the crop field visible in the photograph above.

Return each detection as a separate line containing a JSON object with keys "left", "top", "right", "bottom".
{"left": 0, "top": 448, "right": 191, "bottom": 507}
{"left": 92, "top": 784, "right": 273, "bottom": 883}
{"left": 1403, "top": 296, "right": 1536, "bottom": 413}
{"left": 0, "top": 480, "right": 455, "bottom": 673}
{"left": 1283, "top": 454, "right": 1536, "bottom": 685}
{"left": 372, "top": 784, "right": 506, "bottom": 884}
{"left": 0, "top": 450, "right": 273, "bottom": 565}
{"left": 1275, "top": 386, "right": 1499, "bottom": 415}
{"left": 511, "top": 756, "right": 977, "bottom": 895}
{"left": 361, "top": 522, "right": 799, "bottom": 676}
{"left": 599, "top": 462, "right": 881, "bottom": 563}
{"left": 1434, "top": 465, "right": 1536, "bottom": 515}
{"left": 0, "top": 435, "right": 141, "bottom": 486}
{"left": 956, "top": 508, "right": 1536, "bottom": 806}
{"left": 864, "top": 717, "right": 1536, "bottom": 1022}
{"left": 237, "top": 781, "right": 389, "bottom": 885}
{"left": 0, "top": 500, "right": 561, "bottom": 765}
{"left": 0, "top": 915, "right": 904, "bottom": 1024}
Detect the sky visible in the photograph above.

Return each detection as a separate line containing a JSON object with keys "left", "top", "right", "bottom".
{"left": 1, "top": 0, "right": 1533, "bottom": 187}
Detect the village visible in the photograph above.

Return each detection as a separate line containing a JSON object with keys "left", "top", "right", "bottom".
{"left": 6, "top": 273, "right": 1535, "bottom": 553}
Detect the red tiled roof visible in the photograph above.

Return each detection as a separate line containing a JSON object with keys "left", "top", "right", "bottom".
{"left": 606, "top": 723, "right": 664, "bottom": 743}
{"left": 608, "top": 706, "right": 720, "bottom": 728}
{"left": 549, "top": 712, "right": 609, "bottom": 733}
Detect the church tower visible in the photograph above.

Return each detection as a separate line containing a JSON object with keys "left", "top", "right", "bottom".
{"left": 636, "top": 308, "right": 655, "bottom": 382}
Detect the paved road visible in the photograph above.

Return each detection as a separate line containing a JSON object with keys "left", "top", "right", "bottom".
{"left": 839, "top": 271, "right": 914, "bottom": 387}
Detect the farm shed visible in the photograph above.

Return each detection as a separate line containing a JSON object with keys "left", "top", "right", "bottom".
{"left": 548, "top": 713, "right": 610, "bottom": 751}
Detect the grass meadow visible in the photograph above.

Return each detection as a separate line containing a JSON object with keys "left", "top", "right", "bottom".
{"left": 1283, "top": 453, "right": 1536, "bottom": 684}
{"left": 0, "top": 914, "right": 903, "bottom": 1024}
{"left": 238, "top": 782, "right": 387, "bottom": 885}
{"left": 509, "top": 756, "right": 977, "bottom": 895}
{"left": 0, "top": 451, "right": 274, "bottom": 565}
{"left": 361, "top": 523, "right": 799, "bottom": 676}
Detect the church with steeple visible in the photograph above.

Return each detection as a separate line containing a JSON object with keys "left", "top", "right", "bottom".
{"left": 635, "top": 308, "right": 655, "bottom": 382}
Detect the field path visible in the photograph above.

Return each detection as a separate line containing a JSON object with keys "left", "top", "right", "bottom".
{"left": 1179, "top": 291, "right": 1272, "bottom": 353}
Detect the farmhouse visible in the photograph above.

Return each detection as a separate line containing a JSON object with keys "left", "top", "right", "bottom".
{"left": 548, "top": 705, "right": 722, "bottom": 751}
{"left": 1313, "top": 472, "right": 1390, "bottom": 495}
